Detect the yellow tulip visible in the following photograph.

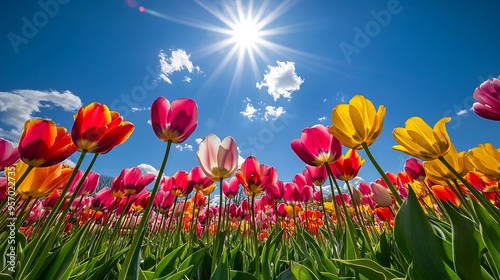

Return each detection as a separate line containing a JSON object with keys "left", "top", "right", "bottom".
{"left": 9, "top": 161, "right": 73, "bottom": 199}
{"left": 467, "top": 143, "right": 500, "bottom": 180}
{"left": 424, "top": 144, "right": 468, "bottom": 183}
{"left": 330, "top": 95, "right": 386, "bottom": 149}
{"left": 392, "top": 117, "right": 452, "bottom": 161}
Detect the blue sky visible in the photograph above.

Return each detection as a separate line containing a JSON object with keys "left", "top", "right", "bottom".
{"left": 1, "top": 0, "right": 500, "bottom": 190}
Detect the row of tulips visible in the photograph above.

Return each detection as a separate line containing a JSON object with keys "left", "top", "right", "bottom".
{"left": 0, "top": 78, "right": 500, "bottom": 279}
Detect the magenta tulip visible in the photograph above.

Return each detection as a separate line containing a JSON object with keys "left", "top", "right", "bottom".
{"left": 151, "top": 97, "right": 198, "bottom": 143}
{"left": 291, "top": 124, "right": 342, "bottom": 166}
{"left": 404, "top": 158, "right": 426, "bottom": 181}
{"left": 0, "top": 137, "right": 19, "bottom": 169}
{"left": 472, "top": 78, "right": 500, "bottom": 121}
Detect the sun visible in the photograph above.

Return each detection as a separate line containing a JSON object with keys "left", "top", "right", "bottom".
{"left": 230, "top": 19, "right": 261, "bottom": 49}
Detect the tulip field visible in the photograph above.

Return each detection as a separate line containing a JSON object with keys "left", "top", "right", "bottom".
{"left": 1, "top": 78, "right": 500, "bottom": 280}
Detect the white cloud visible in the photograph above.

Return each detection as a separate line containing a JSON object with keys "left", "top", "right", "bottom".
{"left": 211, "top": 194, "right": 220, "bottom": 207}
{"left": 0, "top": 89, "right": 82, "bottom": 141}
{"left": 158, "top": 49, "right": 200, "bottom": 84}
{"left": 342, "top": 176, "right": 364, "bottom": 192}
{"left": 323, "top": 98, "right": 327, "bottom": 103}
{"left": 62, "top": 158, "right": 76, "bottom": 168}
{"left": 183, "top": 76, "right": 192, "bottom": 83}
{"left": 456, "top": 109, "right": 468, "bottom": 116}
{"left": 256, "top": 61, "right": 304, "bottom": 101}
{"left": 195, "top": 138, "right": 203, "bottom": 145}
{"left": 318, "top": 116, "right": 327, "bottom": 122}
{"left": 131, "top": 107, "right": 148, "bottom": 112}
{"left": 263, "top": 106, "right": 285, "bottom": 121}
{"left": 176, "top": 144, "right": 193, "bottom": 152}
{"left": 147, "top": 119, "right": 152, "bottom": 125}
{"left": 138, "top": 163, "right": 159, "bottom": 176}
{"left": 240, "top": 102, "right": 259, "bottom": 121}
{"left": 237, "top": 147, "right": 245, "bottom": 168}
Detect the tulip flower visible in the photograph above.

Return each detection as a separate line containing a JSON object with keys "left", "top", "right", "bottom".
{"left": 223, "top": 177, "right": 240, "bottom": 199}
{"left": 330, "top": 95, "right": 386, "bottom": 149}
{"left": 115, "top": 167, "right": 156, "bottom": 196}
{"left": 392, "top": 117, "right": 452, "bottom": 161}
{"left": 154, "top": 190, "right": 175, "bottom": 213}
{"left": 304, "top": 165, "right": 327, "bottom": 186}
{"left": 404, "top": 158, "right": 426, "bottom": 181}
{"left": 467, "top": 143, "right": 500, "bottom": 180}
{"left": 371, "top": 183, "right": 393, "bottom": 207}
{"left": 472, "top": 78, "right": 500, "bottom": 121}
{"left": 170, "top": 171, "right": 194, "bottom": 197}
{"left": 374, "top": 207, "right": 394, "bottom": 222}
{"left": 72, "top": 103, "right": 135, "bottom": 154}
{"left": 432, "top": 185, "right": 460, "bottom": 206}
{"left": 0, "top": 137, "right": 19, "bottom": 169}
{"left": 9, "top": 161, "right": 73, "bottom": 199}
{"left": 236, "top": 156, "right": 271, "bottom": 197}
{"left": 424, "top": 145, "right": 468, "bottom": 183}
{"left": 67, "top": 170, "right": 100, "bottom": 197}
{"left": 196, "top": 134, "right": 238, "bottom": 181}
{"left": 266, "top": 180, "right": 284, "bottom": 201}
{"left": 190, "top": 166, "right": 214, "bottom": 192}
{"left": 329, "top": 149, "right": 365, "bottom": 181}
{"left": 0, "top": 177, "right": 7, "bottom": 201}
{"left": 18, "top": 119, "right": 77, "bottom": 167}
{"left": 150, "top": 97, "right": 198, "bottom": 143}
{"left": 291, "top": 124, "right": 342, "bottom": 166}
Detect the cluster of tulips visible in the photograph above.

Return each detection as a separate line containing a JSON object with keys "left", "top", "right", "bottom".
{"left": 1, "top": 78, "right": 500, "bottom": 280}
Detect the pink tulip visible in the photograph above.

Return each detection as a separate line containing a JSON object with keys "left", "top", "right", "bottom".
{"left": 154, "top": 190, "right": 175, "bottom": 213}
{"left": 112, "top": 167, "right": 155, "bottom": 197}
{"left": 236, "top": 156, "right": 272, "bottom": 197}
{"left": 196, "top": 134, "right": 238, "bottom": 180}
{"left": 171, "top": 170, "right": 194, "bottom": 197}
{"left": 190, "top": 166, "right": 214, "bottom": 191}
{"left": 151, "top": 97, "right": 198, "bottom": 143}
{"left": 404, "top": 158, "right": 426, "bottom": 181}
{"left": 472, "top": 78, "right": 500, "bottom": 121}
{"left": 358, "top": 182, "right": 372, "bottom": 195}
{"left": 67, "top": 170, "right": 100, "bottom": 197}
{"left": 223, "top": 177, "right": 240, "bottom": 199}
{"left": 266, "top": 180, "right": 284, "bottom": 201}
{"left": 0, "top": 137, "right": 19, "bottom": 169}
{"left": 283, "top": 182, "right": 301, "bottom": 204}
{"left": 91, "top": 188, "right": 116, "bottom": 211}
{"left": 304, "top": 166, "right": 327, "bottom": 186}
{"left": 371, "top": 183, "right": 393, "bottom": 207}
{"left": 160, "top": 176, "right": 175, "bottom": 192}
{"left": 291, "top": 124, "right": 342, "bottom": 166}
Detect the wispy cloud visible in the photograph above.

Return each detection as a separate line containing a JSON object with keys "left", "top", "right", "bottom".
{"left": 158, "top": 49, "right": 200, "bottom": 84}
{"left": 318, "top": 116, "right": 327, "bottom": 122}
{"left": 195, "top": 138, "right": 203, "bottom": 145}
{"left": 138, "top": 163, "right": 159, "bottom": 176}
{"left": 240, "top": 102, "right": 259, "bottom": 121}
{"left": 131, "top": 107, "right": 148, "bottom": 112}
{"left": 176, "top": 144, "right": 194, "bottom": 152}
{"left": 0, "top": 89, "right": 82, "bottom": 141}
{"left": 456, "top": 109, "right": 468, "bottom": 116}
{"left": 256, "top": 61, "right": 304, "bottom": 101}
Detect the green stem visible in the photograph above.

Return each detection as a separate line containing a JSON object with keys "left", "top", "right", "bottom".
{"left": 251, "top": 193, "right": 260, "bottom": 277}
{"left": 362, "top": 142, "right": 403, "bottom": 206}
{"left": 119, "top": 141, "right": 172, "bottom": 280}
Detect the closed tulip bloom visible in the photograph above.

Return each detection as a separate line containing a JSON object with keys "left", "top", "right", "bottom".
{"left": 467, "top": 143, "right": 500, "bottom": 180}
{"left": 329, "top": 149, "right": 365, "bottom": 181}
{"left": 190, "top": 166, "right": 214, "bottom": 192}
{"left": 392, "top": 117, "right": 452, "bottom": 161}
{"left": 266, "top": 180, "right": 284, "bottom": 201}
{"left": 404, "top": 158, "right": 426, "bottom": 181}
{"left": 197, "top": 134, "right": 238, "bottom": 180}
{"left": 154, "top": 190, "right": 176, "bottom": 213}
{"left": 283, "top": 182, "right": 301, "bottom": 205}
{"left": 0, "top": 137, "right": 19, "bottom": 169}
{"left": 72, "top": 103, "right": 134, "bottom": 154}
{"left": 472, "top": 78, "right": 500, "bottom": 121}
{"left": 223, "top": 177, "right": 240, "bottom": 199}
{"left": 151, "top": 97, "right": 198, "bottom": 143}
{"left": 291, "top": 124, "right": 342, "bottom": 166}
{"left": 171, "top": 170, "right": 194, "bottom": 197}
{"left": 10, "top": 161, "right": 73, "bottom": 199}
{"left": 19, "top": 119, "right": 77, "bottom": 167}
{"left": 424, "top": 145, "right": 467, "bottom": 183}
{"left": 304, "top": 166, "right": 327, "bottom": 186}
{"left": 371, "top": 183, "right": 393, "bottom": 207}
{"left": 330, "top": 95, "right": 386, "bottom": 149}
{"left": 67, "top": 170, "right": 100, "bottom": 197}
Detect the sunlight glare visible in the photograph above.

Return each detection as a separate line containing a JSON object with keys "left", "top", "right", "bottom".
{"left": 231, "top": 19, "right": 261, "bottom": 49}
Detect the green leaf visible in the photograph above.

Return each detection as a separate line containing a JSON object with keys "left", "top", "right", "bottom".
{"left": 123, "top": 227, "right": 146, "bottom": 280}
{"left": 153, "top": 243, "right": 187, "bottom": 278}
{"left": 276, "top": 269, "right": 295, "bottom": 280}
{"left": 39, "top": 222, "right": 90, "bottom": 280}
{"left": 472, "top": 200, "right": 500, "bottom": 279}
{"left": 230, "top": 270, "right": 258, "bottom": 280}
{"left": 211, "top": 250, "right": 229, "bottom": 280}
{"left": 162, "top": 265, "right": 193, "bottom": 280}
{"left": 290, "top": 261, "right": 320, "bottom": 280}
{"left": 335, "top": 258, "right": 399, "bottom": 280}
{"left": 375, "top": 232, "right": 391, "bottom": 268}
{"left": 442, "top": 203, "right": 483, "bottom": 280}
{"left": 394, "top": 186, "right": 458, "bottom": 280}
{"left": 87, "top": 247, "right": 128, "bottom": 280}
{"left": 177, "top": 247, "right": 207, "bottom": 279}
{"left": 0, "top": 273, "right": 13, "bottom": 280}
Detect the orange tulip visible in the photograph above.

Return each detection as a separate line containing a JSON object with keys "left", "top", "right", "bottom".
{"left": 71, "top": 102, "right": 134, "bottom": 154}
{"left": 18, "top": 119, "right": 77, "bottom": 167}
{"left": 9, "top": 161, "right": 73, "bottom": 199}
{"left": 329, "top": 149, "right": 365, "bottom": 181}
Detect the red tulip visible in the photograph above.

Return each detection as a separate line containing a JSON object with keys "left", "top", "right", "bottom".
{"left": 0, "top": 137, "right": 19, "bottom": 169}
{"left": 72, "top": 103, "right": 134, "bottom": 154}
{"left": 18, "top": 119, "right": 77, "bottom": 167}
{"left": 472, "top": 78, "right": 500, "bottom": 121}
{"left": 432, "top": 185, "right": 460, "bottom": 206}
{"left": 236, "top": 156, "right": 271, "bottom": 197}
{"left": 171, "top": 171, "right": 194, "bottom": 197}
{"left": 196, "top": 134, "right": 238, "bottom": 180}
{"left": 151, "top": 97, "right": 198, "bottom": 143}
{"left": 291, "top": 124, "right": 342, "bottom": 166}
{"left": 329, "top": 149, "right": 365, "bottom": 181}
